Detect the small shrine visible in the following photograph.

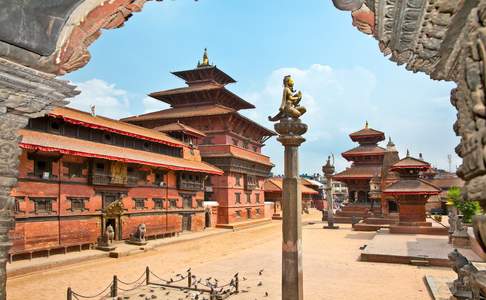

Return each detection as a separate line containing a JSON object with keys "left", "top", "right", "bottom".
{"left": 382, "top": 151, "right": 444, "bottom": 235}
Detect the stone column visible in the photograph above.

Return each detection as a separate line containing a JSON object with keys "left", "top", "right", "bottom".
{"left": 323, "top": 156, "right": 339, "bottom": 229}
{"left": 274, "top": 117, "right": 307, "bottom": 300}
{"left": 0, "top": 57, "right": 77, "bottom": 300}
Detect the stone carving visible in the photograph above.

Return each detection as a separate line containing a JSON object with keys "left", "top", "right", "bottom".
{"left": 103, "top": 200, "right": 125, "bottom": 217}
{"left": 449, "top": 249, "right": 473, "bottom": 299}
{"left": 0, "top": 57, "right": 77, "bottom": 300}
{"left": 96, "top": 224, "right": 116, "bottom": 251}
{"left": 127, "top": 223, "right": 147, "bottom": 245}
{"left": 57, "top": 0, "right": 148, "bottom": 74}
{"left": 268, "top": 75, "right": 306, "bottom": 122}
{"left": 449, "top": 210, "right": 457, "bottom": 243}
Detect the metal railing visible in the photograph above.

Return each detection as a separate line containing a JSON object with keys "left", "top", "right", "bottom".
{"left": 67, "top": 266, "right": 239, "bottom": 300}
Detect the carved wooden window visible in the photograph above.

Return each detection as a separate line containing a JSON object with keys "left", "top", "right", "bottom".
{"left": 64, "top": 162, "right": 83, "bottom": 178}
{"left": 134, "top": 198, "right": 146, "bottom": 210}
{"left": 153, "top": 198, "right": 164, "bottom": 210}
{"left": 235, "top": 210, "right": 241, "bottom": 218}
{"left": 256, "top": 208, "right": 261, "bottom": 216}
{"left": 197, "top": 200, "right": 203, "bottom": 208}
{"left": 68, "top": 197, "right": 88, "bottom": 212}
{"left": 34, "top": 158, "right": 52, "bottom": 179}
{"left": 255, "top": 193, "right": 260, "bottom": 203}
{"left": 32, "top": 198, "right": 54, "bottom": 213}
{"left": 246, "top": 193, "right": 251, "bottom": 203}
{"left": 14, "top": 196, "right": 24, "bottom": 213}
{"left": 235, "top": 174, "right": 241, "bottom": 187}
{"left": 154, "top": 170, "right": 166, "bottom": 186}
{"left": 244, "top": 175, "right": 257, "bottom": 190}
{"left": 235, "top": 193, "right": 241, "bottom": 204}
{"left": 169, "top": 199, "right": 178, "bottom": 209}
{"left": 182, "top": 195, "right": 192, "bottom": 209}
{"left": 48, "top": 119, "right": 62, "bottom": 134}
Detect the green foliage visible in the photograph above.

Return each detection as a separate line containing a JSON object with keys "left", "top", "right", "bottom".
{"left": 447, "top": 187, "right": 482, "bottom": 223}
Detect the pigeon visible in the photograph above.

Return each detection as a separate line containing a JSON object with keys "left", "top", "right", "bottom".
{"left": 359, "top": 245, "right": 367, "bottom": 250}
{"left": 243, "top": 277, "right": 247, "bottom": 281}
{"left": 257, "top": 281, "right": 263, "bottom": 286}
{"left": 258, "top": 269, "right": 264, "bottom": 276}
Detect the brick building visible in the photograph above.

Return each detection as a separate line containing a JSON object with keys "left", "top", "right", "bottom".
{"left": 9, "top": 107, "right": 222, "bottom": 259}
{"left": 123, "top": 50, "right": 275, "bottom": 225}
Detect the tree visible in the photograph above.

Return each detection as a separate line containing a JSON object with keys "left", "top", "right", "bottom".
{"left": 447, "top": 186, "right": 482, "bottom": 223}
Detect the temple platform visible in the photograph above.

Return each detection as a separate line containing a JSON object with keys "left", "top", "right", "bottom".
{"left": 389, "top": 225, "right": 448, "bottom": 235}
{"left": 216, "top": 218, "right": 272, "bottom": 230}
{"left": 353, "top": 215, "right": 399, "bottom": 231}
{"left": 360, "top": 229, "right": 481, "bottom": 267}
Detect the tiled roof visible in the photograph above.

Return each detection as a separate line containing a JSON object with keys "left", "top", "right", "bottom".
{"left": 199, "top": 144, "right": 273, "bottom": 166}
{"left": 391, "top": 156, "right": 430, "bottom": 170}
{"left": 171, "top": 66, "right": 236, "bottom": 85}
{"left": 122, "top": 105, "right": 276, "bottom": 137}
{"left": 154, "top": 122, "right": 206, "bottom": 138}
{"left": 349, "top": 127, "right": 385, "bottom": 138}
{"left": 342, "top": 145, "right": 386, "bottom": 158}
{"left": 149, "top": 83, "right": 223, "bottom": 97}
{"left": 264, "top": 178, "right": 319, "bottom": 195}
{"left": 383, "top": 179, "right": 441, "bottom": 195}
{"left": 427, "top": 177, "right": 464, "bottom": 189}
{"left": 333, "top": 165, "right": 382, "bottom": 180}
{"left": 148, "top": 84, "right": 255, "bottom": 110}
{"left": 19, "top": 129, "right": 223, "bottom": 175}
{"left": 50, "top": 107, "right": 183, "bottom": 148}
{"left": 121, "top": 104, "right": 235, "bottom": 122}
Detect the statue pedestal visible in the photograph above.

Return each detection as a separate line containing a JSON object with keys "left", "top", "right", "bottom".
{"left": 275, "top": 117, "right": 307, "bottom": 300}
{"left": 126, "top": 239, "right": 147, "bottom": 246}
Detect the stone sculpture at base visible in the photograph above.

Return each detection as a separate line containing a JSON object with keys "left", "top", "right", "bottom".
{"left": 96, "top": 225, "right": 116, "bottom": 251}
{"left": 127, "top": 223, "right": 147, "bottom": 246}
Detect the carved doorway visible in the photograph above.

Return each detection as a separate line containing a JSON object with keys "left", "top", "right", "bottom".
{"left": 104, "top": 218, "right": 119, "bottom": 241}
{"left": 181, "top": 214, "right": 192, "bottom": 232}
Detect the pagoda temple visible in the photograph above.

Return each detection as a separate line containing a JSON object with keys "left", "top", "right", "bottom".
{"left": 383, "top": 152, "right": 444, "bottom": 235}
{"left": 333, "top": 122, "right": 386, "bottom": 204}
{"left": 123, "top": 50, "right": 276, "bottom": 226}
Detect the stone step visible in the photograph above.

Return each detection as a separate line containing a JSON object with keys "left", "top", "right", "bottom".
{"left": 353, "top": 223, "right": 389, "bottom": 231}
{"left": 216, "top": 218, "right": 272, "bottom": 230}
{"left": 363, "top": 217, "right": 398, "bottom": 225}
{"left": 333, "top": 216, "right": 363, "bottom": 224}
{"left": 410, "top": 259, "right": 430, "bottom": 266}
{"left": 335, "top": 211, "right": 370, "bottom": 217}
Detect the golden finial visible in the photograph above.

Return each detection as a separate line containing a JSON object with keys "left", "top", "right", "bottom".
{"left": 365, "top": 120, "right": 369, "bottom": 129}
{"left": 198, "top": 48, "right": 210, "bottom": 67}
{"left": 406, "top": 149, "right": 410, "bottom": 157}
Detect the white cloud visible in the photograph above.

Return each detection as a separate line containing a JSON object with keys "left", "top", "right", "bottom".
{"left": 68, "top": 79, "right": 131, "bottom": 119}
{"left": 142, "top": 96, "right": 169, "bottom": 114}
{"left": 241, "top": 64, "right": 459, "bottom": 175}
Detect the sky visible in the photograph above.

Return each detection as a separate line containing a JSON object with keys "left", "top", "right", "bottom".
{"left": 64, "top": 0, "right": 459, "bottom": 175}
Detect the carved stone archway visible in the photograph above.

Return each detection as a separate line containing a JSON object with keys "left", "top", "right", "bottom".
{"left": 0, "top": 0, "right": 485, "bottom": 299}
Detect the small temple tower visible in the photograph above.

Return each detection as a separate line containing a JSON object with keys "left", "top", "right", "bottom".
{"left": 383, "top": 151, "right": 444, "bottom": 235}
{"left": 333, "top": 121, "right": 386, "bottom": 205}
{"left": 123, "top": 50, "right": 276, "bottom": 226}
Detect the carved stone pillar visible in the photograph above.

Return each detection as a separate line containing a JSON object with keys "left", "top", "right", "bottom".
{"left": 0, "top": 57, "right": 77, "bottom": 300}
{"left": 274, "top": 117, "right": 307, "bottom": 300}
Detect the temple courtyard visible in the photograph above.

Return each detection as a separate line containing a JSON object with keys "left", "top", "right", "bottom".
{"left": 6, "top": 210, "right": 454, "bottom": 300}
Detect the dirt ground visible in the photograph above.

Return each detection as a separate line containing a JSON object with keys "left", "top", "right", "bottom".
{"left": 7, "top": 210, "right": 454, "bottom": 300}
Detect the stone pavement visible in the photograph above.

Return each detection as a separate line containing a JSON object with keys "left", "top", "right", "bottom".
{"left": 7, "top": 210, "right": 455, "bottom": 300}
{"left": 7, "top": 227, "right": 230, "bottom": 277}
{"left": 361, "top": 228, "right": 481, "bottom": 267}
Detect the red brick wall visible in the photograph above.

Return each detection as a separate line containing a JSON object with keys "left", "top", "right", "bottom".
{"left": 9, "top": 151, "right": 209, "bottom": 253}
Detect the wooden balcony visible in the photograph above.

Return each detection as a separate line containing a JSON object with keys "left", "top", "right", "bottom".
{"left": 90, "top": 174, "right": 139, "bottom": 186}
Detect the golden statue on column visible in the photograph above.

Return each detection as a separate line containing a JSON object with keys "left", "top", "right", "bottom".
{"left": 269, "top": 75, "right": 306, "bottom": 121}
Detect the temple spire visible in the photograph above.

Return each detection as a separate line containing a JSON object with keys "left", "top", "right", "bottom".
{"left": 197, "top": 48, "right": 210, "bottom": 68}
{"left": 365, "top": 120, "right": 368, "bottom": 129}
{"left": 406, "top": 149, "right": 410, "bottom": 157}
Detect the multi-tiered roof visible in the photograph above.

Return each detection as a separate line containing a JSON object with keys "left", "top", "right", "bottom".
{"left": 122, "top": 49, "right": 274, "bottom": 141}
{"left": 383, "top": 151, "right": 441, "bottom": 195}
{"left": 334, "top": 122, "right": 386, "bottom": 181}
